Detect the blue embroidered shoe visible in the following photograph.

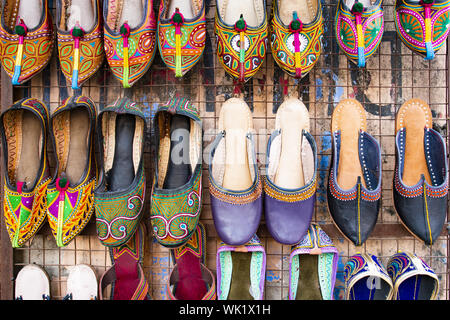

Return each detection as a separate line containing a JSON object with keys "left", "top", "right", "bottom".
{"left": 216, "top": 234, "right": 266, "bottom": 300}
{"left": 387, "top": 251, "right": 439, "bottom": 300}
{"left": 288, "top": 224, "right": 339, "bottom": 300}
{"left": 344, "top": 253, "right": 393, "bottom": 300}
{"left": 327, "top": 99, "right": 382, "bottom": 246}
{"left": 393, "top": 98, "right": 448, "bottom": 246}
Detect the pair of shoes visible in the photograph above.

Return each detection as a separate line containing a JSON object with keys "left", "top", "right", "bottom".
{"left": 336, "top": 0, "right": 450, "bottom": 65}
{"left": 1, "top": 97, "right": 97, "bottom": 248}
{"left": 344, "top": 251, "right": 439, "bottom": 300}
{"left": 15, "top": 263, "right": 98, "bottom": 300}
{"left": 104, "top": 0, "right": 206, "bottom": 87}
{"left": 327, "top": 98, "right": 448, "bottom": 247}
{"left": 99, "top": 222, "right": 152, "bottom": 300}
{"left": 208, "top": 96, "right": 317, "bottom": 246}
{"left": 215, "top": 0, "right": 324, "bottom": 82}
{"left": 167, "top": 222, "right": 216, "bottom": 300}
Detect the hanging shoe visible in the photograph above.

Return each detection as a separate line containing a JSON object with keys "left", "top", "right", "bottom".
{"left": 1, "top": 98, "right": 51, "bottom": 248}
{"left": 103, "top": 0, "right": 157, "bottom": 88}
{"left": 395, "top": 0, "right": 450, "bottom": 60}
{"left": 208, "top": 98, "right": 262, "bottom": 246}
{"left": 15, "top": 264, "right": 50, "bottom": 300}
{"left": 288, "top": 224, "right": 339, "bottom": 300}
{"left": 63, "top": 264, "right": 98, "bottom": 300}
{"left": 215, "top": 0, "right": 268, "bottom": 82}
{"left": 393, "top": 98, "right": 448, "bottom": 246}
{"left": 335, "top": 0, "right": 384, "bottom": 67}
{"left": 46, "top": 95, "right": 97, "bottom": 247}
{"left": 99, "top": 222, "right": 151, "bottom": 300}
{"left": 263, "top": 97, "right": 317, "bottom": 245}
{"left": 387, "top": 251, "right": 439, "bottom": 300}
{"left": 157, "top": 0, "right": 206, "bottom": 77}
{"left": 0, "top": 0, "right": 54, "bottom": 85}
{"left": 167, "top": 222, "right": 216, "bottom": 300}
{"left": 150, "top": 97, "right": 203, "bottom": 248}
{"left": 344, "top": 253, "right": 393, "bottom": 300}
{"left": 270, "top": 0, "right": 324, "bottom": 78}
{"left": 216, "top": 234, "right": 266, "bottom": 300}
{"left": 94, "top": 97, "right": 146, "bottom": 247}
{"left": 327, "top": 99, "right": 382, "bottom": 246}
{"left": 56, "top": 0, "right": 105, "bottom": 90}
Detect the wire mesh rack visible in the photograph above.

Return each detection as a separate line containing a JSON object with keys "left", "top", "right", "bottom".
{"left": 2, "top": 0, "right": 449, "bottom": 300}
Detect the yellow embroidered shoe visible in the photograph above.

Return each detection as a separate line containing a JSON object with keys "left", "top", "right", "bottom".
{"left": 103, "top": 0, "right": 157, "bottom": 88}
{"left": 46, "top": 96, "right": 97, "bottom": 247}
{"left": 56, "top": 0, "right": 105, "bottom": 90}
{"left": 157, "top": 0, "right": 206, "bottom": 77}
{"left": 270, "top": 0, "right": 324, "bottom": 78}
{"left": 215, "top": 0, "right": 268, "bottom": 82}
{"left": 0, "top": 0, "right": 54, "bottom": 85}
{"left": 0, "top": 98, "right": 51, "bottom": 248}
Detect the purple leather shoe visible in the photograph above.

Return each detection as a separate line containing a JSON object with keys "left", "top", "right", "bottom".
{"left": 263, "top": 98, "right": 317, "bottom": 245}
{"left": 208, "top": 98, "right": 262, "bottom": 246}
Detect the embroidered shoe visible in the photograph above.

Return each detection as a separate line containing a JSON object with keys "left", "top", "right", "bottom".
{"left": 94, "top": 97, "right": 146, "bottom": 247}
{"left": 46, "top": 95, "right": 97, "bottom": 247}
{"left": 1, "top": 98, "right": 51, "bottom": 248}
{"left": 56, "top": 0, "right": 105, "bottom": 90}
{"left": 263, "top": 98, "right": 317, "bottom": 245}
{"left": 335, "top": 0, "right": 384, "bottom": 68}
{"left": 103, "top": 0, "right": 157, "bottom": 88}
{"left": 344, "top": 253, "right": 394, "bottom": 300}
{"left": 208, "top": 98, "right": 263, "bottom": 246}
{"left": 270, "top": 0, "right": 324, "bottom": 78}
{"left": 288, "top": 224, "right": 339, "bottom": 300}
{"left": 167, "top": 222, "right": 216, "bottom": 300}
{"left": 395, "top": 0, "right": 450, "bottom": 60}
{"left": 387, "top": 251, "right": 439, "bottom": 300}
{"left": 216, "top": 235, "right": 266, "bottom": 300}
{"left": 150, "top": 97, "right": 203, "bottom": 248}
{"left": 215, "top": 0, "right": 268, "bottom": 82}
{"left": 0, "top": 0, "right": 54, "bottom": 85}
{"left": 393, "top": 98, "right": 448, "bottom": 246}
{"left": 157, "top": 0, "right": 206, "bottom": 77}
{"left": 327, "top": 99, "right": 382, "bottom": 246}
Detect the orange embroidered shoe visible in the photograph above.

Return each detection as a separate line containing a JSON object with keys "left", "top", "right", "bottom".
{"left": 0, "top": 98, "right": 51, "bottom": 248}
{"left": 215, "top": 0, "right": 268, "bottom": 82}
{"left": 158, "top": 0, "right": 206, "bottom": 77}
{"left": 270, "top": 0, "right": 324, "bottom": 78}
{"left": 56, "top": 0, "right": 105, "bottom": 90}
{"left": 46, "top": 96, "right": 97, "bottom": 247}
{"left": 0, "top": 0, "right": 54, "bottom": 85}
{"left": 103, "top": 0, "right": 157, "bottom": 88}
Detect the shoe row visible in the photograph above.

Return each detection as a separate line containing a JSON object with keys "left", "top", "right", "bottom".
{"left": 1, "top": 0, "right": 449, "bottom": 88}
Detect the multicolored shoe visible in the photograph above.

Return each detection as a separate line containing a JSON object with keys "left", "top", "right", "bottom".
{"left": 387, "top": 251, "right": 439, "bottom": 300}
{"left": 393, "top": 99, "right": 448, "bottom": 246}
{"left": 270, "top": 0, "right": 324, "bottom": 78}
{"left": 216, "top": 235, "right": 266, "bottom": 300}
{"left": 103, "top": 0, "right": 157, "bottom": 88}
{"left": 157, "top": 0, "right": 206, "bottom": 77}
{"left": 56, "top": 0, "right": 105, "bottom": 90}
{"left": 344, "top": 253, "right": 394, "bottom": 300}
{"left": 288, "top": 224, "right": 339, "bottom": 300}
{"left": 395, "top": 0, "right": 450, "bottom": 60}
{"left": 94, "top": 97, "right": 146, "bottom": 247}
{"left": 335, "top": 0, "right": 384, "bottom": 67}
{"left": 46, "top": 95, "right": 97, "bottom": 247}
{"left": 215, "top": 0, "right": 268, "bottom": 82}
{"left": 0, "top": 98, "right": 51, "bottom": 248}
{"left": 0, "top": 0, "right": 54, "bottom": 85}
{"left": 150, "top": 97, "right": 203, "bottom": 248}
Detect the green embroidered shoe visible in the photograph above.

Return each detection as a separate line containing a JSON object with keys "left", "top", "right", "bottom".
{"left": 94, "top": 97, "right": 146, "bottom": 247}
{"left": 150, "top": 97, "right": 203, "bottom": 248}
